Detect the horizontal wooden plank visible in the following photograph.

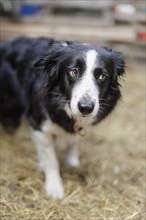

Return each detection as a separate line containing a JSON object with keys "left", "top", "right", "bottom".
{"left": 0, "top": 21, "right": 135, "bottom": 44}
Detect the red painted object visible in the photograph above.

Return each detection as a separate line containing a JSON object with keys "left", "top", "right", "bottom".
{"left": 137, "top": 32, "right": 146, "bottom": 41}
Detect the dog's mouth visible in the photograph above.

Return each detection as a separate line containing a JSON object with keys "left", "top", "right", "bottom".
{"left": 64, "top": 102, "right": 73, "bottom": 118}
{"left": 65, "top": 102, "right": 95, "bottom": 120}
{"left": 64, "top": 101, "right": 96, "bottom": 133}
{"left": 80, "top": 114, "right": 89, "bottom": 118}
{"left": 65, "top": 102, "right": 85, "bottom": 117}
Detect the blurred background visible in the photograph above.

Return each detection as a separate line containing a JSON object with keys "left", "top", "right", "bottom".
{"left": 0, "top": 1, "right": 145, "bottom": 219}
{"left": 0, "top": 0, "right": 145, "bottom": 62}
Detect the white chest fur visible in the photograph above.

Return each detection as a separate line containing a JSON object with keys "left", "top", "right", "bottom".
{"left": 41, "top": 119, "right": 80, "bottom": 150}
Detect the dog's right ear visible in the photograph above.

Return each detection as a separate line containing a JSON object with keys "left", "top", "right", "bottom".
{"left": 34, "top": 45, "right": 70, "bottom": 87}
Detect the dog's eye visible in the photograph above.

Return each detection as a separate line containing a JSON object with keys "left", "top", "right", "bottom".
{"left": 98, "top": 74, "right": 107, "bottom": 82}
{"left": 94, "top": 71, "right": 107, "bottom": 81}
{"left": 68, "top": 68, "right": 79, "bottom": 77}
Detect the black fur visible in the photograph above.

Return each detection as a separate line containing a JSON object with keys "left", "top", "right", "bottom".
{"left": 0, "top": 37, "right": 125, "bottom": 132}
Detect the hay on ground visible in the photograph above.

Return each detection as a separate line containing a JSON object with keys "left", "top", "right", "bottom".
{"left": 0, "top": 63, "right": 145, "bottom": 220}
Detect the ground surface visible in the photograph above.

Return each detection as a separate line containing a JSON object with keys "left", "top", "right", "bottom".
{"left": 0, "top": 63, "right": 145, "bottom": 220}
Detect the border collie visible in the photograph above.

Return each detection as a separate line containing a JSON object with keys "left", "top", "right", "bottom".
{"left": 0, "top": 37, "right": 125, "bottom": 199}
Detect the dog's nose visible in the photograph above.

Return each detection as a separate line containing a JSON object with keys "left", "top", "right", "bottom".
{"left": 78, "top": 100, "right": 95, "bottom": 115}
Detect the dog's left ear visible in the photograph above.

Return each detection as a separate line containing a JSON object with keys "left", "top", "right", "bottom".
{"left": 102, "top": 47, "right": 125, "bottom": 77}
{"left": 110, "top": 50, "right": 125, "bottom": 77}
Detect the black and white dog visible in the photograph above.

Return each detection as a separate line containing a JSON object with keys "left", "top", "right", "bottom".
{"left": 0, "top": 37, "right": 125, "bottom": 199}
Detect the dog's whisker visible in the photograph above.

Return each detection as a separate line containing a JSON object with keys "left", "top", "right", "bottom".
{"left": 100, "top": 103, "right": 110, "bottom": 107}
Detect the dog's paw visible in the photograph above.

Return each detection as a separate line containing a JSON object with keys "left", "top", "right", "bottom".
{"left": 66, "top": 156, "right": 80, "bottom": 167}
{"left": 45, "top": 178, "right": 65, "bottom": 199}
{"left": 66, "top": 146, "right": 80, "bottom": 167}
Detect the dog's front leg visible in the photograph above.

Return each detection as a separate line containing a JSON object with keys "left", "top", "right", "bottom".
{"left": 32, "top": 130, "right": 64, "bottom": 199}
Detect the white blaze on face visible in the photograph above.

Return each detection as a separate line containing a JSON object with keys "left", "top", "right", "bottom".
{"left": 70, "top": 49, "right": 100, "bottom": 117}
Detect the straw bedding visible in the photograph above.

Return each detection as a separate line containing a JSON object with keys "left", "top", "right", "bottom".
{"left": 0, "top": 63, "right": 145, "bottom": 220}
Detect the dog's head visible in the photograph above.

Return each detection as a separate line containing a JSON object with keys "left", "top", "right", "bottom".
{"left": 35, "top": 42, "right": 125, "bottom": 124}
